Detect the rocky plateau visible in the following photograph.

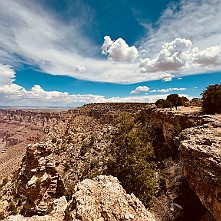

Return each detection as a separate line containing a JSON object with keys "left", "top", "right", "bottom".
{"left": 0, "top": 104, "right": 220, "bottom": 221}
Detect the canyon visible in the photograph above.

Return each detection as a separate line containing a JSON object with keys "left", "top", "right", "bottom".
{"left": 0, "top": 109, "right": 63, "bottom": 180}
{"left": 0, "top": 104, "right": 220, "bottom": 220}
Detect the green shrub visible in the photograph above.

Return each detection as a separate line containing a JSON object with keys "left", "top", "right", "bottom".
{"left": 181, "top": 96, "right": 190, "bottom": 107}
{"left": 64, "top": 183, "right": 75, "bottom": 201}
{"left": 166, "top": 94, "right": 182, "bottom": 110}
{"left": 0, "top": 177, "right": 8, "bottom": 189}
{"left": 63, "top": 162, "right": 70, "bottom": 172}
{"left": 8, "top": 201, "right": 17, "bottom": 215}
{"left": 51, "top": 137, "right": 57, "bottom": 143}
{"left": 106, "top": 111, "right": 157, "bottom": 207}
{"left": 201, "top": 84, "right": 221, "bottom": 114}
{"left": 155, "top": 99, "right": 171, "bottom": 108}
{"left": 190, "top": 98, "right": 202, "bottom": 107}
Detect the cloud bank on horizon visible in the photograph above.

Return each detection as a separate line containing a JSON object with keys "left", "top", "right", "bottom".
{"left": 0, "top": 0, "right": 220, "bottom": 106}
{"left": 0, "top": 64, "right": 192, "bottom": 106}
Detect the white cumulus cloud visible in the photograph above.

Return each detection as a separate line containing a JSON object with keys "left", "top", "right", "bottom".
{"left": 0, "top": 64, "right": 16, "bottom": 85}
{"left": 0, "top": 64, "right": 106, "bottom": 106}
{"left": 139, "top": 37, "right": 221, "bottom": 79}
{"left": 140, "top": 0, "right": 221, "bottom": 55}
{"left": 74, "top": 65, "right": 86, "bottom": 73}
{"left": 140, "top": 38, "right": 192, "bottom": 73}
{"left": 101, "top": 36, "right": 138, "bottom": 62}
{"left": 130, "top": 86, "right": 150, "bottom": 94}
{"left": 0, "top": 64, "right": 192, "bottom": 106}
{"left": 0, "top": 83, "right": 107, "bottom": 106}
{"left": 192, "top": 45, "right": 221, "bottom": 67}
{"left": 101, "top": 36, "right": 113, "bottom": 55}
{"left": 137, "top": 0, "right": 221, "bottom": 80}
{"left": 160, "top": 72, "right": 175, "bottom": 82}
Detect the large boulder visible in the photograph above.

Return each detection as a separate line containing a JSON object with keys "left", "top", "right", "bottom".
{"left": 65, "top": 175, "right": 156, "bottom": 221}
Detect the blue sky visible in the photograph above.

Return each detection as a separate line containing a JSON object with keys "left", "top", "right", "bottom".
{"left": 0, "top": 0, "right": 221, "bottom": 107}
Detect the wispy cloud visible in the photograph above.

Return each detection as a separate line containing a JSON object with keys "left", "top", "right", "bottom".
{"left": 0, "top": 0, "right": 141, "bottom": 84}
{"left": 0, "top": 0, "right": 220, "bottom": 85}
{"left": 150, "top": 87, "right": 186, "bottom": 93}
{"left": 140, "top": 0, "right": 221, "bottom": 54}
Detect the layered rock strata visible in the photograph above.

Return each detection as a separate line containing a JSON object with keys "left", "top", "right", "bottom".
{"left": 16, "top": 142, "right": 65, "bottom": 216}
{"left": 179, "top": 117, "right": 221, "bottom": 221}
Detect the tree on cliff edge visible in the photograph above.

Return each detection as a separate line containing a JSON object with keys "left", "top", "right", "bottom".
{"left": 201, "top": 84, "right": 221, "bottom": 114}
{"left": 155, "top": 99, "right": 171, "bottom": 108}
{"left": 166, "top": 94, "right": 182, "bottom": 110}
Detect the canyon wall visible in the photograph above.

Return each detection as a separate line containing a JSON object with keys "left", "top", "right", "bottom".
{"left": 0, "top": 109, "right": 63, "bottom": 180}
{"left": 148, "top": 108, "right": 221, "bottom": 220}
{"left": 0, "top": 105, "right": 220, "bottom": 220}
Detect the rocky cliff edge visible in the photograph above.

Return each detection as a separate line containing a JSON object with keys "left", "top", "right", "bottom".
{"left": 179, "top": 116, "right": 221, "bottom": 221}
{"left": 5, "top": 175, "right": 155, "bottom": 221}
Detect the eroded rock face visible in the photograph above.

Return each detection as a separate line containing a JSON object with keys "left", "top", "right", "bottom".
{"left": 5, "top": 176, "right": 155, "bottom": 221}
{"left": 65, "top": 175, "right": 156, "bottom": 221}
{"left": 17, "top": 142, "right": 65, "bottom": 216}
{"left": 5, "top": 196, "right": 67, "bottom": 221}
{"left": 179, "top": 118, "right": 221, "bottom": 221}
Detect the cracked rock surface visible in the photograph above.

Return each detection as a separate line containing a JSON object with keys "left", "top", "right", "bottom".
{"left": 179, "top": 118, "right": 221, "bottom": 221}
{"left": 65, "top": 175, "right": 156, "bottom": 221}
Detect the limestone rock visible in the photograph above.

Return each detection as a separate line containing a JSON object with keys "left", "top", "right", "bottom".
{"left": 5, "top": 176, "right": 155, "bottom": 221}
{"left": 16, "top": 142, "right": 65, "bottom": 216}
{"left": 65, "top": 175, "right": 156, "bottom": 221}
{"left": 5, "top": 196, "right": 67, "bottom": 221}
{"left": 179, "top": 121, "right": 221, "bottom": 221}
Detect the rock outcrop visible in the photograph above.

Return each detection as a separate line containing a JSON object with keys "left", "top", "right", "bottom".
{"left": 147, "top": 107, "right": 203, "bottom": 147}
{"left": 5, "top": 176, "right": 155, "bottom": 221}
{"left": 5, "top": 196, "right": 67, "bottom": 221}
{"left": 16, "top": 142, "right": 65, "bottom": 216}
{"left": 65, "top": 175, "right": 155, "bottom": 221}
{"left": 179, "top": 116, "right": 221, "bottom": 221}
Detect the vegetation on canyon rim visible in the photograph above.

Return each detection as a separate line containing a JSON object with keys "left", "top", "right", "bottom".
{"left": 155, "top": 84, "right": 221, "bottom": 114}
{"left": 201, "top": 84, "right": 221, "bottom": 114}
{"left": 155, "top": 94, "right": 188, "bottom": 109}
{"left": 106, "top": 110, "right": 172, "bottom": 208}
{"left": 105, "top": 84, "right": 221, "bottom": 208}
